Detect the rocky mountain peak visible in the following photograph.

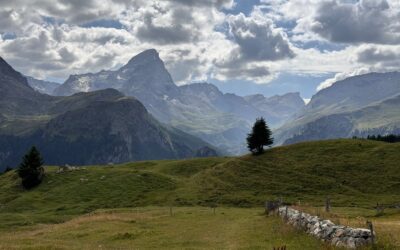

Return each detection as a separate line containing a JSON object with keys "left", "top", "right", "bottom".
{"left": 118, "top": 49, "right": 176, "bottom": 90}
{"left": 124, "top": 49, "right": 161, "bottom": 68}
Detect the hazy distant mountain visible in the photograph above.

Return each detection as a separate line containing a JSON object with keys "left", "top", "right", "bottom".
{"left": 0, "top": 57, "right": 216, "bottom": 170}
{"left": 275, "top": 72, "right": 400, "bottom": 145}
{"left": 244, "top": 92, "right": 305, "bottom": 127}
{"left": 179, "top": 83, "right": 260, "bottom": 122}
{"left": 53, "top": 50, "right": 250, "bottom": 154}
{"left": 53, "top": 50, "right": 306, "bottom": 154}
{"left": 26, "top": 76, "right": 60, "bottom": 95}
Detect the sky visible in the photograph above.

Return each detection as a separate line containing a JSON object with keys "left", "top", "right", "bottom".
{"left": 0, "top": 0, "right": 399, "bottom": 99}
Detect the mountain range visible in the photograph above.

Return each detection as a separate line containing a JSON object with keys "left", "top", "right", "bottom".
{"left": 0, "top": 57, "right": 217, "bottom": 171}
{"left": 49, "top": 49, "right": 305, "bottom": 154}
{"left": 3, "top": 48, "right": 400, "bottom": 168}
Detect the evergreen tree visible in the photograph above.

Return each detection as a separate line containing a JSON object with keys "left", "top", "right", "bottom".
{"left": 17, "top": 146, "right": 44, "bottom": 189}
{"left": 247, "top": 117, "right": 273, "bottom": 155}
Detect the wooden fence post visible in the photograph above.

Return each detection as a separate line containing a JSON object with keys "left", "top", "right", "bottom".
{"left": 285, "top": 206, "right": 288, "bottom": 221}
{"left": 376, "top": 203, "right": 384, "bottom": 215}
{"left": 325, "top": 197, "right": 331, "bottom": 213}
{"left": 366, "top": 221, "right": 375, "bottom": 246}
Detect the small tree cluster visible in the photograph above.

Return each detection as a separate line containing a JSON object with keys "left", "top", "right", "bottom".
{"left": 247, "top": 117, "right": 273, "bottom": 155}
{"left": 367, "top": 134, "right": 400, "bottom": 143}
{"left": 17, "top": 146, "right": 44, "bottom": 189}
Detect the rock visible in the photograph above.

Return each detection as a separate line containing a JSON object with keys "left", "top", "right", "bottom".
{"left": 346, "top": 237, "right": 356, "bottom": 249}
{"left": 331, "top": 237, "right": 340, "bottom": 246}
{"left": 355, "top": 238, "right": 367, "bottom": 247}
{"left": 277, "top": 206, "right": 373, "bottom": 249}
{"left": 335, "top": 228, "right": 345, "bottom": 237}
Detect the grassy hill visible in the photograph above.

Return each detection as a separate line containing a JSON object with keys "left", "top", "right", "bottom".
{"left": 1, "top": 139, "right": 400, "bottom": 229}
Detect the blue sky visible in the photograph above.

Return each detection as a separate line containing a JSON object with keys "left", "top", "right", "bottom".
{"left": 0, "top": 0, "right": 399, "bottom": 100}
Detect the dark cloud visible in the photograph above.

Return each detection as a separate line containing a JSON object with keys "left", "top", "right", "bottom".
{"left": 213, "top": 12, "right": 293, "bottom": 82}
{"left": 58, "top": 47, "right": 77, "bottom": 63}
{"left": 136, "top": 12, "right": 197, "bottom": 45}
{"left": 356, "top": 45, "right": 400, "bottom": 68}
{"left": 219, "top": 65, "right": 270, "bottom": 78}
{"left": 311, "top": 0, "right": 400, "bottom": 44}
{"left": 167, "top": 0, "right": 234, "bottom": 9}
{"left": 357, "top": 46, "right": 397, "bottom": 63}
{"left": 81, "top": 51, "right": 116, "bottom": 70}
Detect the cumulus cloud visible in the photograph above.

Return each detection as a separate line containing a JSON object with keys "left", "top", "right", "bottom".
{"left": 1, "top": 0, "right": 399, "bottom": 89}
{"left": 317, "top": 67, "right": 373, "bottom": 91}
{"left": 266, "top": 0, "right": 400, "bottom": 44}
{"left": 227, "top": 13, "right": 294, "bottom": 61}
{"left": 133, "top": 7, "right": 200, "bottom": 45}
{"left": 0, "top": 0, "right": 298, "bottom": 84}
{"left": 168, "top": 0, "right": 235, "bottom": 8}
{"left": 311, "top": 0, "right": 400, "bottom": 44}
{"left": 355, "top": 44, "right": 400, "bottom": 68}
{"left": 213, "top": 9, "right": 294, "bottom": 83}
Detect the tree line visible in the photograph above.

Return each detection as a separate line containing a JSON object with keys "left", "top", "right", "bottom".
{"left": 353, "top": 134, "right": 400, "bottom": 143}
{"left": 367, "top": 134, "right": 400, "bottom": 143}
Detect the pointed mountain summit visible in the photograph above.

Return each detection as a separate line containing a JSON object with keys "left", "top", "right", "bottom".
{"left": 54, "top": 49, "right": 176, "bottom": 97}
{"left": 124, "top": 49, "right": 161, "bottom": 66}
{"left": 118, "top": 49, "right": 177, "bottom": 95}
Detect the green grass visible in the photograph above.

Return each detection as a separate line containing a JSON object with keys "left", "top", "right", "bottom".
{"left": 0, "top": 207, "right": 324, "bottom": 250}
{"left": 1, "top": 139, "right": 400, "bottom": 229}
{"left": 1, "top": 139, "right": 400, "bottom": 249}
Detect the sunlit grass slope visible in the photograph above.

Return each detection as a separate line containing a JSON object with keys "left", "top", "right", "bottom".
{"left": 1, "top": 139, "right": 400, "bottom": 229}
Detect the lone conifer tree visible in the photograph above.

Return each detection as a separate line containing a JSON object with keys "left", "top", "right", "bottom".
{"left": 18, "top": 146, "right": 44, "bottom": 189}
{"left": 247, "top": 118, "right": 273, "bottom": 155}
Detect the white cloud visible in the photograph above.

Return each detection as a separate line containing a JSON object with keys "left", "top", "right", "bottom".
{"left": 265, "top": 0, "right": 400, "bottom": 44}
{"left": 0, "top": 0, "right": 399, "bottom": 90}
{"left": 317, "top": 67, "right": 373, "bottom": 91}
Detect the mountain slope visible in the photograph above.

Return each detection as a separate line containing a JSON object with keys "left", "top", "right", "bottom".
{"left": 0, "top": 57, "right": 54, "bottom": 116}
{"left": 275, "top": 72, "right": 400, "bottom": 145}
{"left": 26, "top": 76, "right": 60, "bottom": 95}
{"left": 284, "top": 94, "right": 400, "bottom": 144}
{"left": 1, "top": 139, "right": 399, "bottom": 224}
{"left": 0, "top": 58, "right": 216, "bottom": 169}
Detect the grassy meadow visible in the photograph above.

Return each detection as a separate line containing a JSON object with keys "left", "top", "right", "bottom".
{"left": 1, "top": 139, "right": 400, "bottom": 249}
{"left": 0, "top": 207, "right": 325, "bottom": 250}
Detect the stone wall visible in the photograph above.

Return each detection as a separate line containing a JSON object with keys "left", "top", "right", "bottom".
{"left": 278, "top": 207, "right": 373, "bottom": 249}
